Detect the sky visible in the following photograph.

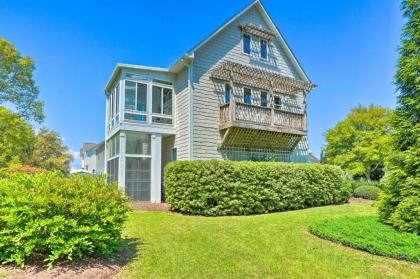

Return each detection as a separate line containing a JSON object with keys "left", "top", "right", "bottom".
{"left": 0, "top": 0, "right": 403, "bottom": 168}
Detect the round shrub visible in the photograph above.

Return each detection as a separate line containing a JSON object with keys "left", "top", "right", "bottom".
{"left": 165, "top": 161, "right": 351, "bottom": 216}
{"left": 0, "top": 172, "right": 130, "bottom": 266}
{"left": 353, "top": 185, "right": 382, "bottom": 200}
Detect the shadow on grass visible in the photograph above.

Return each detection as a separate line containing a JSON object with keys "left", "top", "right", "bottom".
{"left": 0, "top": 237, "right": 142, "bottom": 278}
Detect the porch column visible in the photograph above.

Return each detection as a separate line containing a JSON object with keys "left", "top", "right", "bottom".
{"left": 118, "top": 131, "right": 126, "bottom": 191}
{"left": 150, "top": 133, "right": 162, "bottom": 203}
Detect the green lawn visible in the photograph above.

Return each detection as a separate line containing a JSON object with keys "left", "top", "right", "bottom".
{"left": 119, "top": 202, "right": 420, "bottom": 279}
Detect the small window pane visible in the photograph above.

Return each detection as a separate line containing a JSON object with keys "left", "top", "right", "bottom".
{"left": 125, "top": 81, "right": 136, "bottom": 110}
{"left": 152, "top": 86, "right": 162, "bottom": 113}
{"left": 136, "top": 83, "right": 147, "bottom": 112}
{"left": 152, "top": 116, "right": 172, "bottom": 124}
{"left": 125, "top": 113, "right": 146, "bottom": 122}
{"left": 244, "top": 88, "right": 252, "bottom": 104}
{"left": 274, "top": 96, "right": 281, "bottom": 109}
{"left": 126, "top": 132, "right": 151, "bottom": 155}
{"left": 243, "top": 34, "right": 251, "bottom": 54}
{"left": 163, "top": 88, "right": 172, "bottom": 115}
{"left": 224, "top": 83, "right": 231, "bottom": 103}
{"left": 261, "top": 91, "right": 268, "bottom": 107}
{"left": 115, "top": 84, "right": 120, "bottom": 113}
{"left": 260, "top": 40, "right": 268, "bottom": 59}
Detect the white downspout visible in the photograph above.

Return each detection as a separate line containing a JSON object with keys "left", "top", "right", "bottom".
{"left": 182, "top": 56, "right": 194, "bottom": 161}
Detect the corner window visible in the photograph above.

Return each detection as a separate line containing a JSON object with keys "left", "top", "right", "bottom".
{"left": 125, "top": 81, "right": 147, "bottom": 112}
{"left": 152, "top": 85, "right": 173, "bottom": 115}
{"left": 274, "top": 95, "right": 281, "bottom": 109}
{"left": 224, "top": 83, "right": 231, "bottom": 103}
{"left": 244, "top": 88, "right": 252, "bottom": 104}
{"left": 260, "top": 39, "right": 268, "bottom": 59}
{"left": 243, "top": 34, "right": 251, "bottom": 54}
{"left": 261, "top": 91, "right": 268, "bottom": 107}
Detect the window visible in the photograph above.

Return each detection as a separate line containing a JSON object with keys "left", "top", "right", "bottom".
{"left": 224, "top": 83, "right": 231, "bottom": 103}
{"left": 260, "top": 39, "right": 268, "bottom": 59}
{"left": 115, "top": 84, "right": 119, "bottom": 113}
{"left": 125, "top": 113, "right": 147, "bottom": 122}
{"left": 152, "top": 116, "right": 172, "bottom": 124}
{"left": 106, "top": 158, "right": 119, "bottom": 184}
{"left": 125, "top": 81, "right": 136, "bottom": 110}
{"left": 106, "top": 134, "right": 120, "bottom": 158}
{"left": 126, "top": 132, "right": 151, "bottom": 155}
{"left": 171, "top": 148, "right": 177, "bottom": 161}
{"left": 125, "top": 81, "right": 147, "bottom": 112}
{"left": 243, "top": 33, "right": 251, "bottom": 54}
{"left": 261, "top": 91, "right": 268, "bottom": 107}
{"left": 244, "top": 88, "right": 252, "bottom": 104}
{"left": 125, "top": 157, "right": 151, "bottom": 201}
{"left": 274, "top": 95, "right": 281, "bottom": 109}
{"left": 152, "top": 85, "right": 173, "bottom": 115}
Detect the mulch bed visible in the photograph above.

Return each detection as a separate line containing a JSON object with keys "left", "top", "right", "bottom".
{"left": 131, "top": 202, "right": 168, "bottom": 211}
{"left": 348, "top": 197, "right": 372, "bottom": 203}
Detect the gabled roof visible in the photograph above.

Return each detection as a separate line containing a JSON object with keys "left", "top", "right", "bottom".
{"left": 105, "top": 0, "right": 311, "bottom": 92}
{"left": 170, "top": 0, "right": 311, "bottom": 82}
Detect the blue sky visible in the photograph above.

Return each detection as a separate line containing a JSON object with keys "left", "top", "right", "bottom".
{"left": 0, "top": 0, "right": 403, "bottom": 168}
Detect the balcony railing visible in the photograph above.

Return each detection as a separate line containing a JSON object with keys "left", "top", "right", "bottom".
{"left": 220, "top": 101, "right": 307, "bottom": 135}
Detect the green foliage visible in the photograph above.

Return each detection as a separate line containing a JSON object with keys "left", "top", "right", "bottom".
{"left": 379, "top": 0, "right": 420, "bottom": 234}
{"left": 0, "top": 107, "right": 35, "bottom": 168}
{"left": 353, "top": 186, "right": 382, "bottom": 200}
{"left": 309, "top": 216, "right": 420, "bottom": 262}
{"left": 29, "top": 128, "right": 73, "bottom": 173}
{"left": 0, "top": 172, "right": 130, "bottom": 267}
{"left": 165, "top": 160, "right": 350, "bottom": 216}
{"left": 323, "top": 105, "right": 392, "bottom": 180}
{"left": 346, "top": 178, "right": 383, "bottom": 192}
{"left": 0, "top": 38, "right": 44, "bottom": 123}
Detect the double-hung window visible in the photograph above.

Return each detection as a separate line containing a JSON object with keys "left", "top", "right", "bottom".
{"left": 124, "top": 80, "right": 147, "bottom": 122}
{"left": 260, "top": 39, "right": 268, "bottom": 59}
{"left": 260, "top": 91, "right": 268, "bottom": 107}
{"left": 152, "top": 85, "right": 173, "bottom": 124}
{"left": 243, "top": 33, "right": 251, "bottom": 54}
{"left": 244, "top": 88, "right": 252, "bottom": 104}
{"left": 224, "top": 83, "right": 231, "bottom": 103}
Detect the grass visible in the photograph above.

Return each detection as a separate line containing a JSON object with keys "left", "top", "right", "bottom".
{"left": 309, "top": 216, "right": 420, "bottom": 262}
{"left": 118, "top": 202, "right": 420, "bottom": 279}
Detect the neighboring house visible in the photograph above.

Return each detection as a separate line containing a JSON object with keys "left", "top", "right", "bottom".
{"left": 103, "top": 0, "right": 316, "bottom": 202}
{"left": 80, "top": 142, "right": 105, "bottom": 175}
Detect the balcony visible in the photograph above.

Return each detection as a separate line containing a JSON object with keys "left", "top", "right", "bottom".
{"left": 219, "top": 101, "right": 306, "bottom": 151}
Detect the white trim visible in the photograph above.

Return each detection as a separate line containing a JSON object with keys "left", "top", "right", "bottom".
{"left": 242, "top": 33, "right": 252, "bottom": 55}
{"left": 187, "top": 61, "right": 194, "bottom": 160}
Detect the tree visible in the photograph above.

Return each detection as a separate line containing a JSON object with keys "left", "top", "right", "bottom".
{"left": 0, "top": 107, "right": 35, "bottom": 168}
{"left": 30, "top": 128, "right": 73, "bottom": 173}
{"left": 323, "top": 105, "right": 393, "bottom": 180}
{"left": 378, "top": 0, "right": 420, "bottom": 233}
{"left": 0, "top": 38, "right": 44, "bottom": 123}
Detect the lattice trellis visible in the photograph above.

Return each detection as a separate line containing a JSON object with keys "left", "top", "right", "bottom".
{"left": 210, "top": 60, "right": 316, "bottom": 94}
{"left": 221, "top": 127, "right": 302, "bottom": 151}
{"left": 239, "top": 24, "right": 276, "bottom": 41}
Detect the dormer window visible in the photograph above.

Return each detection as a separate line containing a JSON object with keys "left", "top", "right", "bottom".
{"left": 243, "top": 33, "right": 251, "bottom": 54}
{"left": 260, "top": 39, "right": 268, "bottom": 59}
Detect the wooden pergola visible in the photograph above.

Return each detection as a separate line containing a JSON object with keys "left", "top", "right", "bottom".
{"left": 211, "top": 60, "right": 315, "bottom": 152}
{"left": 210, "top": 60, "right": 316, "bottom": 94}
{"left": 239, "top": 24, "right": 276, "bottom": 41}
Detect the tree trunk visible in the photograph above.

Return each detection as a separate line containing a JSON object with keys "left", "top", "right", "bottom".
{"left": 365, "top": 171, "right": 370, "bottom": 180}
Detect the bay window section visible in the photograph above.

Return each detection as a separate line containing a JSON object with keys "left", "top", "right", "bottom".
{"left": 108, "top": 82, "right": 120, "bottom": 130}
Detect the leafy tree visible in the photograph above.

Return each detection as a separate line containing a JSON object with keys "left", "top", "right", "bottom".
{"left": 0, "top": 107, "right": 35, "bottom": 168}
{"left": 323, "top": 105, "right": 393, "bottom": 180}
{"left": 378, "top": 0, "right": 420, "bottom": 233}
{"left": 0, "top": 38, "right": 44, "bottom": 123}
{"left": 30, "top": 128, "right": 73, "bottom": 173}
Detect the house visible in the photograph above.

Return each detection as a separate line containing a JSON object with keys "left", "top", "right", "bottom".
{"left": 103, "top": 0, "right": 316, "bottom": 202}
{"left": 80, "top": 142, "right": 105, "bottom": 175}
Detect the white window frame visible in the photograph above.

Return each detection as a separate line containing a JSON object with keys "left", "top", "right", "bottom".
{"left": 151, "top": 83, "right": 174, "bottom": 125}
{"left": 260, "top": 39, "right": 268, "bottom": 60}
{"left": 242, "top": 33, "right": 252, "bottom": 55}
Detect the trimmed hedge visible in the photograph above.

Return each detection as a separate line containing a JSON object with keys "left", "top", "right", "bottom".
{"left": 0, "top": 172, "right": 130, "bottom": 266}
{"left": 353, "top": 185, "right": 382, "bottom": 200}
{"left": 165, "top": 161, "right": 350, "bottom": 216}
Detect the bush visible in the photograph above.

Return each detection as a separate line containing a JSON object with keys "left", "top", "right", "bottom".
{"left": 309, "top": 216, "right": 420, "bottom": 262}
{"left": 0, "top": 172, "right": 130, "bottom": 266}
{"left": 353, "top": 185, "right": 382, "bottom": 200}
{"left": 165, "top": 161, "right": 350, "bottom": 216}
{"left": 346, "top": 178, "right": 383, "bottom": 192}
